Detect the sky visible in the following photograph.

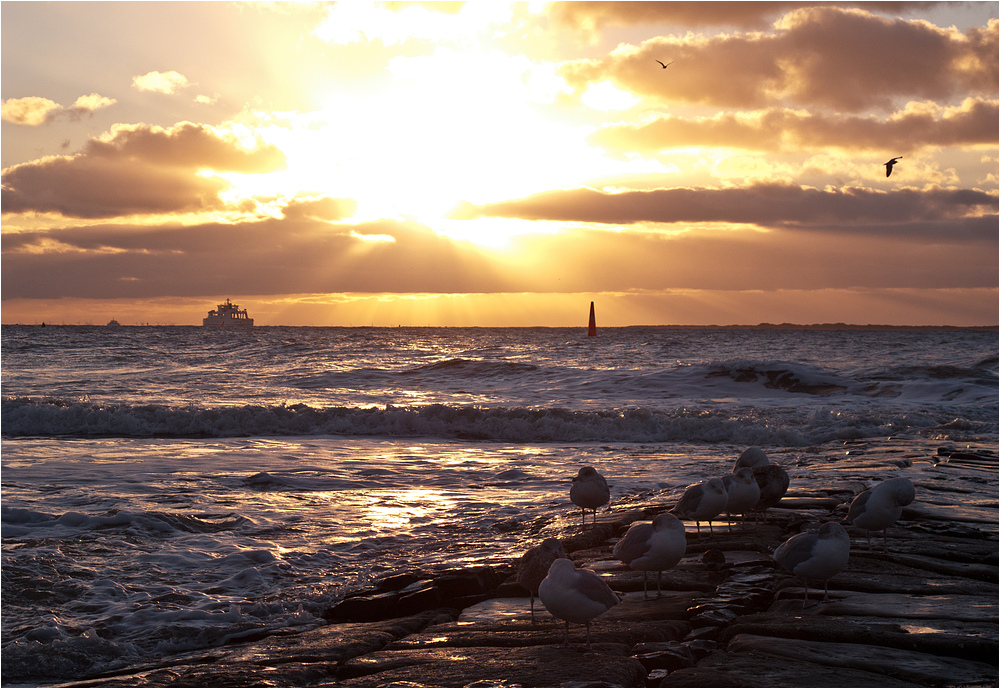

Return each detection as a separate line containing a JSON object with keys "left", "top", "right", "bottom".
{"left": 2, "top": 1, "right": 998, "bottom": 327}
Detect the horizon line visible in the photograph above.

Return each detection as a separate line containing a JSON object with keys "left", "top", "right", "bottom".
{"left": 5, "top": 322, "right": 997, "bottom": 330}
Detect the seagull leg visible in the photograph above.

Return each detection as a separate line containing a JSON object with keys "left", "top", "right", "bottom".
{"left": 584, "top": 620, "right": 592, "bottom": 650}
{"left": 643, "top": 571, "right": 649, "bottom": 601}
{"left": 562, "top": 620, "right": 570, "bottom": 646}
{"left": 529, "top": 594, "right": 536, "bottom": 624}
{"left": 656, "top": 570, "right": 662, "bottom": 599}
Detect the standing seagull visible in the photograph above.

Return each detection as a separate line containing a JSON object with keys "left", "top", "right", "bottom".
{"left": 655, "top": 59, "right": 674, "bottom": 69}
{"left": 517, "top": 538, "right": 567, "bottom": 623}
{"left": 848, "top": 477, "right": 915, "bottom": 552}
{"left": 734, "top": 446, "right": 769, "bottom": 470}
{"left": 722, "top": 467, "right": 761, "bottom": 529}
{"left": 670, "top": 477, "right": 728, "bottom": 535}
{"left": 773, "top": 522, "right": 851, "bottom": 606}
{"left": 538, "top": 558, "right": 620, "bottom": 649}
{"left": 751, "top": 463, "right": 790, "bottom": 522}
{"left": 570, "top": 466, "right": 610, "bottom": 527}
{"left": 612, "top": 513, "right": 687, "bottom": 599}
{"left": 884, "top": 156, "right": 902, "bottom": 177}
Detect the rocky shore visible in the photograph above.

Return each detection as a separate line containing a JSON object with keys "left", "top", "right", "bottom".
{"left": 45, "top": 442, "right": 1000, "bottom": 687}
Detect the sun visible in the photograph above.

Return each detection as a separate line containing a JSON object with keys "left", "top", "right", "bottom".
{"left": 219, "top": 41, "right": 658, "bottom": 237}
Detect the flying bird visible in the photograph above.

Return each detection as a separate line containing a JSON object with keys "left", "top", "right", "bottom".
{"left": 655, "top": 59, "right": 674, "bottom": 69}
{"left": 884, "top": 156, "right": 902, "bottom": 177}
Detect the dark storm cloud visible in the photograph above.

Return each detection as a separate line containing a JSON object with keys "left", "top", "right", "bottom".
{"left": 559, "top": 7, "right": 998, "bottom": 111}
{"left": 1, "top": 217, "right": 505, "bottom": 299}
{"left": 591, "top": 99, "right": 999, "bottom": 154}
{"left": 454, "top": 183, "right": 998, "bottom": 233}
{"left": 1, "top": 122, "right": 287, "bottom": 218}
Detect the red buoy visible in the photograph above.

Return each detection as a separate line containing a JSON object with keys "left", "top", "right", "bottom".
{"left": 588, "top": 301, "right": 596, "bottom": 337}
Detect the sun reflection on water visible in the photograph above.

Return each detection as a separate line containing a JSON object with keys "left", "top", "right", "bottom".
{"left": 363, "top": 488, "right": 458, "bottom": 535}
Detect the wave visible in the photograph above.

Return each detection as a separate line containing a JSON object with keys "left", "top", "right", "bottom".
{"left": 2, "top": 396, "right": 993, "bottom": 446}
{"left": 1, "top": 505, "right": 248, "bottom": 538}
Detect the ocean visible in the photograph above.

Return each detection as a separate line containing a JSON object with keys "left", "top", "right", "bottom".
{"left": 2, "top": 324, "right": 997, "bottom": 683}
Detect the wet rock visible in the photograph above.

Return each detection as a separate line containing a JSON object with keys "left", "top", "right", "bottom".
{"left": 659, "top": 649, "right": 916, "bottom": 687}
{"left": 377, "top": 571, "right": 426, "bottom": 592}
{"left": 326, "top": 590, "right": 402, "bottom": 623}
{"left": 727, "top": 633, "right": 998, "bottom": 686}
{"left": 631, "top": 641, "right": 696, "bottom": 672}
{"left": 326, "top": 565, "right": 506, "bottom": 623}
{"left": 701, "top": 549, "right": 726, "bottom": 569}
{"left": 337, "top": 644, "right": 648, "bottom": 687}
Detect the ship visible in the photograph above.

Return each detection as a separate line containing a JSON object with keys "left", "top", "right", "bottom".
{"left": 107, "top": 319, "right": 121, "bottom": 327}
{"left": 203, "top": 299, "right": 254, "bottom": 327}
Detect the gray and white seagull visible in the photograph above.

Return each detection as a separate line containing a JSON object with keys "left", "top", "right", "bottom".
{"left": 655, "top": 59, "right": 674, "bottom": 69}
{"left": 884, "top": 156, "right": 902, "bottom": 177}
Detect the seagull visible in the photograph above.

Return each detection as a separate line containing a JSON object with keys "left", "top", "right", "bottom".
{"left": 612, "top": 513, "right": 687, "bottom": 599}
{"left": 670, "top": 477, "right": 728, "bottom": 535}
{"left": 722, "top": 467, "right": 761, "bottom": 530}
{"left": 884, "top": 156, "right": 902, "bottom": 177}
{"left": 773, "top": 522, "right": 850, "bottom": 606}
{"left": 655, "top": 59, "right": 674, "bottom": 69}
{"left": 517, "top": 538, "right": 567, "bottom": 623}
{"left": 751, "top": 463, "right": 789, "bottom": 522}
{"left": 538, "top": 558, "right": 620, "bottom": 649}
{"left": 734, "top": 447, "right": 769, "bottom": 470}
{"left": 570, "top": 466, "right": 610, "bottom": 527}
{"left": 848, "top": 477, "right": 915, "bottom": 552}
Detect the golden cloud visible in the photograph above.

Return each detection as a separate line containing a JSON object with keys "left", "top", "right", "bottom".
{"left": 591, "top": 99, "right": 999, "bottom": 154}
{"left": 1, "top": 93, "right": 117, "bottom": 126}
{"left": 2, "top": 122, "right": 287, "bottom": 218}
{"left": 550, "top": 1, "right": 947, "bottom": 31}
{"left": 456, "top": 183, "right": 998, "bottom": 228}
{"left": 132, "top": 70, "right": 191, "bottom": 94}
{"left": 559, "top": 7, "right": 998, "bottom": 111}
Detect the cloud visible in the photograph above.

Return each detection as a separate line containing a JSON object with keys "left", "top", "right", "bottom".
{"left": 1, "top": 93, "right": 117, "bottom": 126}
{"left": 132, "top": 70, "right": 191, "bottom": 94}
{"left": 559, "top": 8, "right": 998, "bottom": 111}
{"left": 550, "top": 1, "right": 949, "bottom": 31}
{"left": 1, "top": 216, "right": 504, "bottom": 299}
{"left": 71, "top": 93, "right": 117, "bottom": 113}
{"left": 591, "top": 98, "right": 1000, "bottom": 154}
{"left": 454, "top": 183, "right": 998, "bottom": 232}
{"left": 281, "top": 196, "right": 358, "bottom": 221}
{"left": 84, "top": 122, "right": 287, "bottom": 173}
{"left": 3, "top": 197, "right": 994, "bottom": 302}
{"left": 1, "top": 122, "right": 287, "bottom": 218}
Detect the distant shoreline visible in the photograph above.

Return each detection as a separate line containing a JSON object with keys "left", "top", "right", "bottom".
{"left": 3, "top": 323, "right": 997, "bottom": 331}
